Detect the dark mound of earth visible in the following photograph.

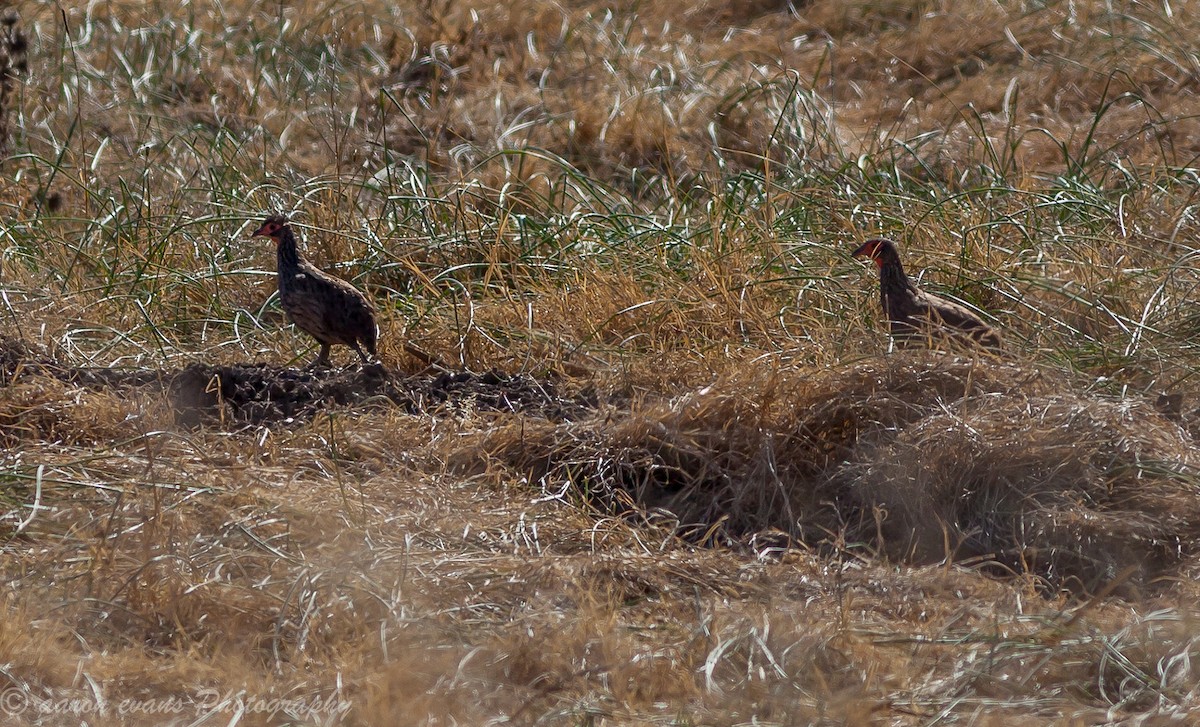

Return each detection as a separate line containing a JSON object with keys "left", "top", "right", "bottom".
{"left": 0, "top": 336, "right": 591, "bottom": 426}
{"left": 169, "top": 362, "right": 591, "bottom": 426}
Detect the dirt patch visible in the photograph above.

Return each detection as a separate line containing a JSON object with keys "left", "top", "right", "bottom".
{"left": 168, "top": 363, "right": 590, "bottom": 426}
{"left": 0, "top": 336, "right": 591, "bottom": 426}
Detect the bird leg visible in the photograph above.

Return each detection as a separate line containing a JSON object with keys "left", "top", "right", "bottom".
{"left": 307, "top": 343, "right": 332, "bottom": 369}
{"left": 351, "top": 341, "right": 371, "bottom": 364}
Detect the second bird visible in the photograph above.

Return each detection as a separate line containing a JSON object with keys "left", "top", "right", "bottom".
{"left": 852, "top": 237, "right": 1001, "bottom": 350}
{"left": 252, "top": 214, "right": 379, "bottom": 367}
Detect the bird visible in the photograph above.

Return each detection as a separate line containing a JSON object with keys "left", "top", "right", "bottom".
{"left": 851, "top": 237, "right": 1002, "bottom": 350}
{"left": 251, "top": 213, "right": 379, "bottom": 367}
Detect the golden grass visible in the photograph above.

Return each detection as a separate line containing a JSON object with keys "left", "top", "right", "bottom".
{"left": 3, "top": 0, "right": 1200, "bottom": 724}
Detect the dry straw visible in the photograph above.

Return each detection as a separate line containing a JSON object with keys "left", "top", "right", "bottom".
{"left": 482, "top": 350, "right": 1200, "bottom": 594}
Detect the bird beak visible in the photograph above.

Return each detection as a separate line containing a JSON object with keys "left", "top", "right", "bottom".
{"left": 251, "top": 224, "right": 271, "bottom": 238}
{"left": 851, "top": 242, "right": 885, "bottom": 269}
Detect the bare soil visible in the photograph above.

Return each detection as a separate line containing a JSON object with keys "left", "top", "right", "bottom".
{"left": 0, "top": 336, "right": 592, "bottom": 427}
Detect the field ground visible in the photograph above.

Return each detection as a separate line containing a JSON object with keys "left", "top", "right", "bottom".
{"left": 5, "top": 0, "right": 1200, "bottom": 724}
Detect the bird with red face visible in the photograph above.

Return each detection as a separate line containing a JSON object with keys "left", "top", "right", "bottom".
{"left": 851, "top": 237, "right": 1001, "bottom": 350}
{"left": 252, "top": 214, "right": 379, "bottom": 367}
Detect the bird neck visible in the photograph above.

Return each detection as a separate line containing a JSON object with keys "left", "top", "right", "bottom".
{"left": 276, "top": 226, "right": 302, "bottom": 269}
{"left": 879, "top": 257, "right": 909, "bottom": 287}
{"left": 879, "top": 258, "right": 917, "bottom": 310}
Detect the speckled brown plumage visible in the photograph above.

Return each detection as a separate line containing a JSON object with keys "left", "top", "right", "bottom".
{"left": 852, "top": 237, "right": 1002, "bottom": 350}
{"left": 252, "top": 214, "right": 378, "bottom": 367}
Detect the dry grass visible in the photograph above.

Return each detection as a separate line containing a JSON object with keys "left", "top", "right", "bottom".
{"left": 480, "top": 351, "right": 1200, "bottom": 596}
{"left": 3, "top": 0, "right": 1200, "bottom": 724}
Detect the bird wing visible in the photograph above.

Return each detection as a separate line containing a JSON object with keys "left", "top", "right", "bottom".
{"left": 913, "top": 289, "right": 1001, "bottom": 345}
{"left": 916, "top": 291, "right": 979, "bottom": 327}
{"left": 302, "top": 268, "right": 375, "bottom": 333}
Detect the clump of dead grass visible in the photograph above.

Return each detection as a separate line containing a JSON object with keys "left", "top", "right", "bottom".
{"left": 847, "top": 391, "right": 1200, "bottom": 594}
{"left": 0, "top": 376, "right": 144, "bottom": 447}
{"left": 479, "top": 350, "right": 1200, "bottom": 593}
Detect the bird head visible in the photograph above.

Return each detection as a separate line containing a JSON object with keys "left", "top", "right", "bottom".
{"left": 851, "top": 238, "right": 900, "bottom": 269}
{"left": 251, "top": 214, "right": 290, "bottom": 241}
